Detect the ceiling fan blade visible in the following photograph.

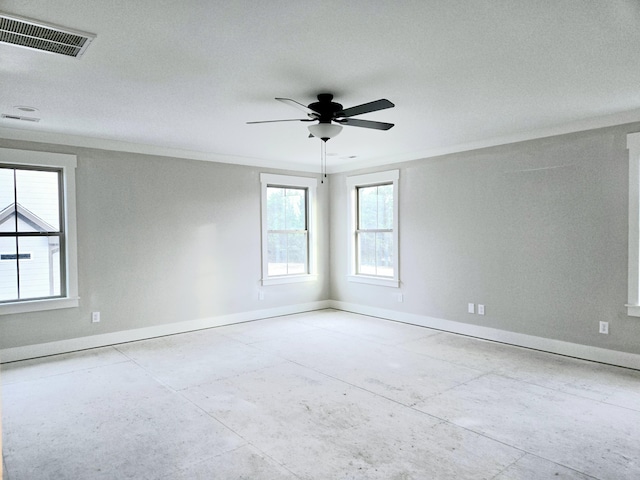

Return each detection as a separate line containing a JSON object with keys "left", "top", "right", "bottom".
{"left": 337, "top": 99, "right": 395, "bottom": 118}
{"left": 275, "top": 97, "right": 319, "bottom": 116}
{"left": 246, "top": 118, "right": 313, "bottom": 124}
{"left": 336, "top": 118, "right": 394, "bottom": 130}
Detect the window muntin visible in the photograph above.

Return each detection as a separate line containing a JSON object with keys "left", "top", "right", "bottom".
{"left": 266, "top": 186, "right": 308, "bottom": 276}
{"left": 260, "top": 173, "right": 317, "bottom": 285}
{"left": 347, "top": 170, "right": 399, "bottom": 288}
{"left": 356, "top": 183, "right": 394, "bottom": 277}
{"left": 0, "top": 148, "right": 78, "bottom": 315}
{"left": 1, "top": 253, "right": 32, "bottom": 260}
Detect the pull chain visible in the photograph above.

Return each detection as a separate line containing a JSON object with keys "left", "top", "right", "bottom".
{"left": 320, "top": 140, "right": 326, "bottom": 183}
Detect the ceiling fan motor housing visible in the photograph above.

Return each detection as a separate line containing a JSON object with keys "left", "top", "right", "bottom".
{"left": 308, "top": 93, "right": 343, "bottom": 123}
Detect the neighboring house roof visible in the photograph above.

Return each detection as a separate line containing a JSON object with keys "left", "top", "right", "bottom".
{"left": 0, "top": 203, "right": 56, "bottom": 232}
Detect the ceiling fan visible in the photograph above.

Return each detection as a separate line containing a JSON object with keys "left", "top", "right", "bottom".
{"left": 247, "top": 93, "right": 395, "bottom": 141}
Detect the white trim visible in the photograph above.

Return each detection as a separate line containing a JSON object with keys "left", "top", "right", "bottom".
{"left": 0, "top": 297, "right": 79, "bottom": 315}
{"left": 346, "top": 170, "right": 399, "bottom": 288}
{"left": 0, "top": 148, "right": 79, "bottom": 315}
{"left": 260, "top": 173, "right": 318, "bottom": 286}
{"left": 4, "top": 108, "right": 640, "bottom": 175}
{"left": 0, "top": 300, "right": 331, "bottom": 363}
{"left": 4, "top": 300, "right": 640, "bottom": 370}
{"left": 262, "top": 274, "right": 318, "bottom": 286}
{"left": 347, "top": 275, "right": 399, "bottom": 288}
{"left": 330, "top": 108, "right": 640, "bottom": 173}
{"left": 329, "top": 301, "right": 640, "bottom": 371}
{"left": 627, "top": 132, "right": 640, "bottom": 317}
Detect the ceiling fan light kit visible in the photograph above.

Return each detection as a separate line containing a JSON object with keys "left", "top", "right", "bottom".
{"left": 308, "top": 123, "right": 343, "bottom": 141}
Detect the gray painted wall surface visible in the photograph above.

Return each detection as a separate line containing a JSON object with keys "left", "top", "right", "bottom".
{"left": 331, "top": 124, "right": 640, "bottom": 355}
{"left": 0, "top": 140, "right": 329, "bottom": 349}
{"left": 2, "top": 123, "right": 640, "bottom": 356}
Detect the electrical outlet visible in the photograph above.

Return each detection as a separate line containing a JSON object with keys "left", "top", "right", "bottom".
{"left": 259, "top": 290, "right": 264, "bottom": 300}
{"left": 478, "top": 304, "right": 485, "bottom": 315}
{"left": 468, "top": 303, "right": 475, "bottom": 314}
{"left": 599, "top": 321, "right": 609, "bottom": 334}
{"left": 397, "top": 293, "right": 404, "bottom": 303}
{"left": 91, "top": 311, "right": 100, "bottom": 323}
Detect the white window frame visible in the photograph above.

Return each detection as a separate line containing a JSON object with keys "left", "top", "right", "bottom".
{"left": 260, "top": 173, "right": 317, "bottom": 286}
{"left": 346, "top": 169, "right": 399, "bottom": 288}
{"left": 0, "top": 148, "right": 79, "bottom": 315}
{"left": 627, "top": 132, "right": 640, "bottom": 317}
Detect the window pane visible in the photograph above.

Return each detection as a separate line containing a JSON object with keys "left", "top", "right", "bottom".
{"left": 0, "top": 168, "right": 16, "bottom": 233}
{"left": 377, "top": 184, "right": 393, "bottom": 230}
{"left": 358, "top": 184, "right": 393, "bottom": 230}
{"left": 357, "top": 231, "right": 376, "bottom": 275}
{"left": 0, "top": 236, "right": 18, "bottom": 301}
{"left": 16, "top": 169, "right": 60, "bottom": 232}
{"left": 286, "top": 232, "right": 307, "bottom": 274}
{"left": 375, "top": 231, "right": 393, "bottom": 277}
{"left": 357, "top": 231, "right": 393, "bottom": 277}
{"left": 358, "top": 186, "right": 378, "bottom": 230}
{"left": 266, "top": 187, "right": 285, "bottom": 230}
{"left": 267, "top": 232, "right": 307, "bottom": 276}
{"left": 267, "top": 232, "right": 287, "bottom": 276}
{"left": 18, "top": 236, "right": 62, "bottom": 300}
{"left": 284, "top": 188, "right": 305, "bottom": 230}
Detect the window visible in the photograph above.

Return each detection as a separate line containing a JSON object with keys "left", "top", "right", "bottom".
{"left": 347, "top": 170, "right": 399, "bottom": 287}
{"left": 0, "top": 148, "right": 78, "bottom": 315}
{"left": 261, "top": 173, "right": 317, "bottom": 285}
{"left": 627, "top": 132, "right": 640, "bottom": 317}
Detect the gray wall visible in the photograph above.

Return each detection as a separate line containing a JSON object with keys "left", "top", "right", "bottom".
{"left": 2, "top": 123, "right": 640, "bottom": 357}
{"left": 0, "top": 140, "right": 330, "bottom": 349}
{"left": 330, "top": 124, "right": 640, "bottom": 355}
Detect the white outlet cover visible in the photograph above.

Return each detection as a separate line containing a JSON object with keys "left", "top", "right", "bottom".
{"left": 468, "top": 303, "right": 475, "bottom": 314}
{"left": 478, "top": 304, "right": 485, "bottom": 315}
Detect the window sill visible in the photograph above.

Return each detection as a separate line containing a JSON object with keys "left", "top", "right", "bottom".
{"left": 0, "top": 297, "right": 79, "bottom": 315}
{"left": 262, "top": 274, "right": 318, "bottom": 286}
{"left": 626, "top": 304, "right": 640, "bottom": 317}
{"left": 347, "top": 275, "right": 399, "bottom": 288}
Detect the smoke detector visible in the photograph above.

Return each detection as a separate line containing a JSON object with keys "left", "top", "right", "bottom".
{"left": 0, "top": 12, "right": 95, "bottom": 58}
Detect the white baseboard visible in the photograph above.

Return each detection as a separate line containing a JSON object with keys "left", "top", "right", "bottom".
{"left": 0, "top": 301, "right": 331, "bottom": 363}
{"left": 4, "top": 299, "right": 639, "bottom": 370}
{"left": 329, "top": 300, "right": 640, "bottom": 371}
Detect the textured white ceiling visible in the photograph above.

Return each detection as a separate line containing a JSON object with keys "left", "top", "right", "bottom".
{"left": 1, "top": 1, "right": 640, "bottom": 172}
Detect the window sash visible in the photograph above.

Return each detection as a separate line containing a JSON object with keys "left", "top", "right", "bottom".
{"left": 0, "top": 165, "right": 67, "bottom": 303}
{"left": 266, "top": 186, "right": 309, "bottom": 276}
{"left": 355, "top": 182, "right": 394, "bottom": 278}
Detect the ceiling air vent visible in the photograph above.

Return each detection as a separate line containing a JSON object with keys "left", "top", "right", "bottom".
{"left": 0, "top": 12, "right": 95, "bottom": 58}
{"left": 1, "top": 114, "right": 40, "bottom": 122}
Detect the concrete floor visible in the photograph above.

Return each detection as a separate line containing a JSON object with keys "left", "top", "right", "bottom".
{"left": 2, "top": 309, "right": 640, "bottom": 479}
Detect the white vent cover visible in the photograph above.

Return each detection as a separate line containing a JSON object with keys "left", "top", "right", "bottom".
{"left": 0, "top": 12, "right": 95, "bottom": 58}
{"left": 1, "top": 114, "right": 40, "bottom": 122}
